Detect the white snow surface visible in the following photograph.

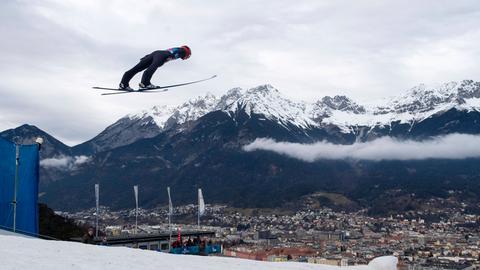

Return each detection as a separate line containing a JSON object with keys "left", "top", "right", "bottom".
{"left": 127, "top": 80, "right": 480, "bottom": 133}
{"left": 128, "top": 105, "right": 175, "bottom": 129}
{"left": 223, "top": 84, "right": 318, "bottom": 129}
{"left": 0, "top": 234, "right": 397, "bottom": 270}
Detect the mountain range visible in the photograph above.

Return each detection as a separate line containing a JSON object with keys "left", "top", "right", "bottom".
{"left": 2, "top": 80, "right": 480, "bottom": 213}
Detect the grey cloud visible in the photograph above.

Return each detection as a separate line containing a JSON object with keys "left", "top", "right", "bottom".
{"left": 40, "top": 155, "right": 91, "bottom": 170}
{"left": 243, "top": 134, "right": 480, "bottom": 161}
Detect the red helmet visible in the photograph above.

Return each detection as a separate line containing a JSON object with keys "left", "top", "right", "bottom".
{"left": 181, "top": 45, "right": 191, "bottom": 60}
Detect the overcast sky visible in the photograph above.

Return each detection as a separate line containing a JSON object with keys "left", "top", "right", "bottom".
{"left": 1, "top": 0, "right": 479, "bottom": 145}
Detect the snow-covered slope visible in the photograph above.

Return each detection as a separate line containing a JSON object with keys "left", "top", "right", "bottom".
{"left": 222, "top": 84, "right": 317, "bottom": 129}
{"left": 127, "top": 105, "right": 175, "bottom": 130}
{"left": 0, "top": 234, "right": 397, "bottom": 270}
{"left": 164, "top": 93, "right": 219, "bottom": 130}
{"left": 127, "top": 93, "right": 219, "bottom": 130}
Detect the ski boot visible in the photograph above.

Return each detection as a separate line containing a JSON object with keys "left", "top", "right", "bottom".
{"left": 119, "top": 83, "right": 134, "bottom": 91}
{"left": 139, "top": 82, "right": 160, "bottom": 89}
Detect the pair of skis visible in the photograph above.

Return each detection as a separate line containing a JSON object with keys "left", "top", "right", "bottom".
{"left": 93, "top": 75, "right": 217, "bottom": 96}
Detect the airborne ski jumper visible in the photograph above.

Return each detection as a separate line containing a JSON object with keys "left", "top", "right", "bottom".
{"left": 119, "top": 45, "right": 192, "bottom": 91}
{"left": 93, "top": 45, "right": 216, "bottom": 95}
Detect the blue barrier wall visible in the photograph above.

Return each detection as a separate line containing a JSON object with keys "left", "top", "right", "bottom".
{"left": 170, "top": 245, "right": 222, "bottom": 255}
{"left": 0, "top": 137, "right": 39, "bottom": 235}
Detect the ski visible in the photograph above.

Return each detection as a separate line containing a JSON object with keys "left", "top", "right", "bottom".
{"left": 93, "top": 75, "right": 217, "bottom": 95}
{"left": 101, "top": 89, "right": 168, "bottom": 96}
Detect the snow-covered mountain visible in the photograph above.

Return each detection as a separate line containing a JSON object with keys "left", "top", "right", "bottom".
{"left": 217, "top": 80, "right": 480, "bottom": 135}
{"left": 72, "top": 80, "right": 480, "bottom": 154}
{"left": 323, "top": 80, "right": 480, "bottom": 132}
{"left": 139, "top": 80, "right": 480, "bottom": 134}
{"left": 222, "top": 84, "right": 318, "bottom": 129}
{"left": 73, "top": 95, "right": 220, "bottom": 154}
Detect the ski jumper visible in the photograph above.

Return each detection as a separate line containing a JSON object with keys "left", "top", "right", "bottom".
{"left": 120, "top": 48, "right": 187, "bottom": 86}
